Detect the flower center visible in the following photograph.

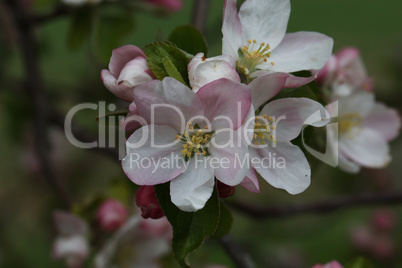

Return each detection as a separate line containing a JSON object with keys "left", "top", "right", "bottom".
{"left": 237, "top": 40, "right": 274, "bottom": 75}
{"left": 339, "top": 113, "right": 362, "bottom": 138}
{"left": 252, "top": 114, "right": 277, "bottom": 145}
{"left": 175, "top": 123, "right": 213, "bottom": 160}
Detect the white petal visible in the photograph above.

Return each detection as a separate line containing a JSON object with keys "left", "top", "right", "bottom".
{"left": 363, "top": 102, "right": 401, "bottom": 142}
{"left": 188, "top": 53, "right": 240, "bottom": 93}
{"left": 170, "top": 157, "right": 215, "bottom": 212}
{"left": 239, "top": 0, "right": 290, "bottom": 50}
{"left": 209, "top": 129, "right": 250, "bottom": 186}
{"left": 222, "top": 0, "right": 243, "bottom": 59}
{"left": 250, "top": 142, "right": 311, "bottom": 194}
{"left": 338, "top": 92, "right": 375, "bottom": 117}
{"left": 260, "top": 98, "right": 330, "bottom": 142}
{"left": 340, "top": 128, "right": 391, "bottom": 168}
{"left": 122, "top": 125, "right": 186, "bottom": 185}
{"left": 258, "top": 32, "right": 334, "bottom": 73}
{"left": 117, "top": 57, "right": 154, "bottom": 88}
{"left": 338, "top": 151, "right": 361, "bottom": 174}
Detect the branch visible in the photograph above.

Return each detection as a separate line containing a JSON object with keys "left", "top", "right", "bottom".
{"left": 219, "top": 235, "right": 255, "bottom": 268}
{"left": 191, "top": 0, "right": 211, "bottom": 34}
{"left": 6, "top": 0, "right": 71, "bottom": 208}
{"left": 230, "top": 191, "right": 402, "bottom": 219}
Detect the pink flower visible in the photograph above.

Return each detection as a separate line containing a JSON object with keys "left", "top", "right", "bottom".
{"left": 122, "top": 77, "right": 252, "bottom": 211}
{"left": 136, "top": 186, "right": 165, "bottom": 219}
{"left": 97, "top": 199, "right": 128, "bottom": 231}
{"left": 240, "top": 73, "right": 330, "bottom": 194}
{"left": 312, "top": 260, "right": 343, "bottom": 268}
{"left": 144, "top": 0, "right": 183, "bottom": 12}
{"left": 317, "top": 47, "right": 374, "bottom": 97}
{"left": 52, "top": 211, "right": 89, "bottom": 268}
{"left": 327, "top": 92, "right": 400, "bottom": 173}
{"left": 222, "top": 0, "right": 333, "bottom": 87}
{"left": 101, "top": 45, "right": 154, "bottom": 102}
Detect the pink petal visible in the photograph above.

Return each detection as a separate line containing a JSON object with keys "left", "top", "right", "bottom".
{"left": 239, "top": 0, "right": 290, "bottom": 51}
{"left": 133, "top": 78, "right": 204, "bottom": 132}
{"left": 316, "top": 55, "right": 337, "bottom": 85}
{"left": 122, "top": 125, "right": 186, "bottom": 185}
{"left": 109, "top": 45, "right": 146, "bottom": 78}
{"left": 240, "top": 168, "right": 260, "bottom": 192}
{"left": 336, "top": 47, "right": 360, "bottom": 69}
{"left": 222, "top": 0, "right": 243, "bottom": 59}
{"left": 197, "top": 78, "right": 251, "bottom": 130}
{"left": 363, "top": 102, "right": 401, "bottom": 142}
{"left": 249, "top": 72, "right": 287, "bottom": 109}
{"left": 101, "top": 69, "right": 134, "bottom": 102}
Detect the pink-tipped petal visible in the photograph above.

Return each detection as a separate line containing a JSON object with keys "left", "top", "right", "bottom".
{"left": 240, "top": 167, "right": 260, "bottom": 193}
{"left": 259, "top": 32, "right": 333, "bottom": 73}
{"left": 249, "top": 72, "right": 287, "bottom": 109}
{"left": 101, "top": 69, "right": 134, "bottom": 102}
{"left": 336, "top": 47, "right": 360, "bottom": 69}
{"left": 239, "top": 0, "right": 290, "bottom": 51}
{"left": 222, "top": 0, "right": 243, "bottom": 59}
{"left": 197, "top": 78, "right": 251, "bottom": 130}
{"left": 316, "top": 55, "right": 338, "bottom": 85}
{"left": 109, "top": 45, "right": 146, "bottom": 78}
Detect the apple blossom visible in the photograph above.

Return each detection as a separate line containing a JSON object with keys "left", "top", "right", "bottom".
{"left": 136, "top": 186, "right": 165, "bottom": 219}
{"left": 222, "top": 0, "right": 333, "bottom": 86}
{"left": 97, "top": 199, "right": 128, "bottom": 231}
{"left": 317, "top": 47, "right": 374, "bottom": 97}
{"left": 52, "top": 211, "right": 89, "bottom": 268}
{"left": 312, "top": 260, "right": 343, "bottom": 268}
{"left": 101, "top": 45, "right": 155, "bottom": 102}
{"left": 327, "top": 92, "right": 400, "bottom": 173}
{"left": 122, "top": 77, "right": 251, "bottom": 212}
{"left": 95, "top": 213, "right": 172, "bottom": 268}
{"left": 240, "top": 74, "right": 330, "bottom": 194}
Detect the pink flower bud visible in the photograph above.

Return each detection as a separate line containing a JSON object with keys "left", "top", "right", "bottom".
{"left": 97, "top": 199, "right": 128, "bottom": 231}
{"left": 144, "top": 0, "right": 183, "bottom": 12}
{"left": 312, "top": 260, "right": 343, "bottom": 268}
{"left": 370, "top": 209, "right": 396, "bottom": 233}
{"left": 136, "top": 186, "right": 164, "bottom": 219}
{"left": 217, "top": 181, "right": 236, "bottom": 198}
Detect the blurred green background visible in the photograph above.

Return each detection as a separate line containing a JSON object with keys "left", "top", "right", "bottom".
{"left": 1, "top": 0, "right": 402, "bottom": 267}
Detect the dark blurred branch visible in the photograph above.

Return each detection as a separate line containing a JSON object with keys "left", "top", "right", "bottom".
{"left": 230, "top": 191, "right": 402, "bottom": 219}
{"left": 191, "top": 0, "right": 210, "bottom": 34}
{"left": 49, "top": 111, "right": 120, "bottom": 160}
{"left": 5, "top": 0, "right": 71, "bottom": 209}
{"left": 219, "top": 235, "right": 255, "bottom": 268}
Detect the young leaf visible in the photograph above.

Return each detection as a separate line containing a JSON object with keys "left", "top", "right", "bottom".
{"left": 168, "top": 25, "right": 208, "bottom": 56}
{"left": 162, "top": 57, "right": 187, "bottom": 85}
{"left": 154, "top": 182, "right": 220, "bottom": 267}
{"left": 212, "top": 200, "right": 233, "bottom": 239}
{"left": 143, "top": 41, "right": 189, "bottom": 86}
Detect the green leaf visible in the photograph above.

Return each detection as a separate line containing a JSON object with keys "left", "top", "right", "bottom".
{"left": 67, "top": 7, "right": 94, "bottom": 50}
{"left": 154, "top": 183, "right": 220, "bottom": 267}
{"left": 212, "top": 200, "right": 233, "bottom": 239}
{"left": 168, "top": 25, "right": 208, "bottom": 56}
{"left": 345, "top": 257, "right": 373, "bottom": 268}
{"left": 162, "top": 57, "right": 187, "bottom": 85}
{"left": 143, "top": 41, "right": 190, "bottom": 86}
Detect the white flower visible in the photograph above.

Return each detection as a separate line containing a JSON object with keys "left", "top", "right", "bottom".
{"left": 222, "top": 0, "right": 333, "bottom": 87}
{"left": 327, "top": 92, "right": 400, "bottom": 173}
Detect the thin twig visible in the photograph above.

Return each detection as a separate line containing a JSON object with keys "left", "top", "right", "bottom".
{"left": 230, "top": 191, "right": 402, "bottom": 219}
{"left": 6, "top": 0, "right": 71, "bottom": 208}
{"left": 191, "top": 0, "right": 211, "bottom": 34}
{"left": 219, "top": 235, "right": 255, "bottom": 268}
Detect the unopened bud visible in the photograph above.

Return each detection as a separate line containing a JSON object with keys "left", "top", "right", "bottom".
{"left": 136, "top": 186, "right": 164, "bottom": 219}
{"left": 97, "top": 199, "right": 128, "bottom": 231}
{"left": 217, "top": 181, "right": 236, "bottom": 198}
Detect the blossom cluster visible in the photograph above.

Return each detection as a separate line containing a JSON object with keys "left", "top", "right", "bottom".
{"left": 101, "top": 0, "right": 400, "bottom": 214}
